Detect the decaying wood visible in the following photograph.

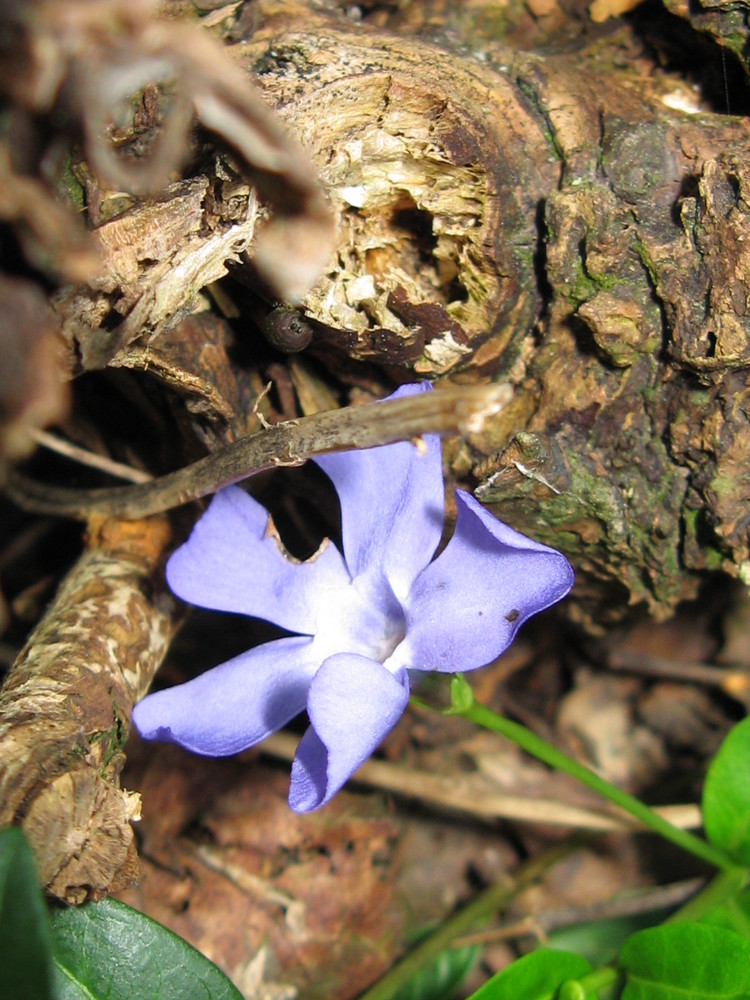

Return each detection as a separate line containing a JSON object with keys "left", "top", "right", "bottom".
{"left": 0, "top": 516, "right": 176, "bottom": 902}
{"left": 236, "top": 10, "right": 559, "bottom": 379}
{"left": 0, "top": 0, "right": 335, "bottom": 371}
{"left": 220, "top": 6, "right": 750, "bottom": 622}
{"left": 54, "top": 176, "right": 261, "bottom": 371}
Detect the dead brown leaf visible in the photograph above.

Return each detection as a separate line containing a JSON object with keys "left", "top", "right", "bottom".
{"left": 0, "top": 274, "right": 69, "bottom": 463}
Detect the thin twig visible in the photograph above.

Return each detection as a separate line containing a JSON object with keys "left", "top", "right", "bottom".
{"left": 259, "top": 731, "right": 702, "bottom": 833}
{"left": 5, "top": 383, "right": 511, "bottom": 520}
{"left": 609, "top": 649, "right": 750, "bottom": 702}
{"left": 29, "top": 429, "right": 153, "bottom": 484}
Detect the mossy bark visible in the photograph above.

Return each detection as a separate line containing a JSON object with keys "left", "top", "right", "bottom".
{"left": 226, "top": 5, "right": 750, "bottom": 623}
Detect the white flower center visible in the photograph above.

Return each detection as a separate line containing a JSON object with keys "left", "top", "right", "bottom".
{"left": 315, "top": 573, "right": 406, "bottom": 668}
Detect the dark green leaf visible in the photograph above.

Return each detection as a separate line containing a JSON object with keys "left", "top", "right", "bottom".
{"left": 702, "top": 717, "right": 750, "bottom": 865}
{"left": 390, "top": 944, "right": 479, "bottom": 1000}
{"left": 50, "top": 897, "right": 243, "bottom": 1000}
{"left": 466, "top": 949, "right": 592, "bottom": 1000}
{"left": 0, "top": 826, "right": 55, "bottom": 1000}
{"left": 620, "top": 922, "right": 750, "bottom": 999}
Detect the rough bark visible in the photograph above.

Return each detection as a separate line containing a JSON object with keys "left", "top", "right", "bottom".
{"left": 660, "top": 0, "right": 750, "bottom": 73}
{"left": 0, "top": 516, "right": 175, "bottom": 902}
{"left": 224, "top": 5, "right": 750, "bottom": 623}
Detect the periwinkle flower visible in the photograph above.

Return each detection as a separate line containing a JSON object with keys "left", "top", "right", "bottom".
{"left": 133, "top": 384, "right": 574, "bottom": 812}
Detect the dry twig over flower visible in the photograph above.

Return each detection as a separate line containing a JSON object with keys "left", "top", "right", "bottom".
{"left": 132, "top": 384, "right": 572, "bottom": 814}
{"left": 6, "top": 382, "right": 512, "bottom": 519}
{"left": 1, "top": 382, "right": 509, "bottom": 896}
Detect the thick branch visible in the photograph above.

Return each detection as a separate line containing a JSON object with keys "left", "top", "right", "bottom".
{"left": 0, "top": 516, "right": 176, "bottom": 902}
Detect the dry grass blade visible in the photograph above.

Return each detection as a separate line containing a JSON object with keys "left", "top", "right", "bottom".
{"left": 261, "top": 732, "right": 702, "bottom": 834}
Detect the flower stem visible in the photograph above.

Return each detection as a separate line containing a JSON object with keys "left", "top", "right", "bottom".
{"left": 447, "top": 676, "right": 736, "bottom": 873}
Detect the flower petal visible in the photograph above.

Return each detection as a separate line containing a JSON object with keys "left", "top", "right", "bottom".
{"left": 288, "top": 654, "right": 409, "bottom": 812}
{"left": 314, "top": 384, "right": 444, "bottom": 601}
{"left": 397, "top": 490, "right": 574, "bottom": 673}
{"left": 166, "top": 486, "right": 351, "bottom": 633}
{"left": 132, "top": 635, "right": 318, "bottom": 756}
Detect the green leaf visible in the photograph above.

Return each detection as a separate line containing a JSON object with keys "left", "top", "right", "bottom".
{"left": 620, "top": 922, "right": 750, "bottom": 999}
{"left": 0, "top": 826, "right": 55, "bottom": 1000}
{"left": 390, "top": 944, "right": 479, "bottom": 1000}
{"left": 466, "top": 949, "right": 592, "bottom": 1000}
{"left": 50, "top": 897, "right": 243, "bottom": 1000}
{"left": 701, "top": 886, "right": 750, "bottom": 939}
{"left": 557, "top": 982, "right": 589, "bottom": 1000}
{"left": 702, "top": 717, "right": 750, "bottom": 865}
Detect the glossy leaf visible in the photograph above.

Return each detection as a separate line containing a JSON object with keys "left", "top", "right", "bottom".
{"left": 0, "top": 826, "right": 55, "bottom": 1000}
{"left": 50, "top": 897, "right": 243, "bottom": 1000}
{"left": 557, "top": 982, "right": 590, "bottom": 1000}
{"left": 620, "top": 922, "right": 750, "bottom": 999}
{"left": 702, "top": 717, "right": 750, "bottom": 865}
{"left": 467, "top": 949, "right": 592, "bottom": 1000}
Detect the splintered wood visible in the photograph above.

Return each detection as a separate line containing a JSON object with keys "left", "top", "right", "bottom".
{"left": 0, "top": 517, "right": 176, "bottom": 902}
{"left": 54, "top": 177, "right": 261, "bottom": 371}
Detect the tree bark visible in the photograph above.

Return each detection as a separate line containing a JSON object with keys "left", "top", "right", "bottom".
{"left": 226, "top": 5, "right": 750, "bottom": 622}
{"left": 0, "top": 516, "right": 175, "bottom": 902}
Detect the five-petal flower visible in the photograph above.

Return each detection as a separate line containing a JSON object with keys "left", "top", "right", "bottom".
{"left": 132, "top": 384, "right": 574, "bottom": 812}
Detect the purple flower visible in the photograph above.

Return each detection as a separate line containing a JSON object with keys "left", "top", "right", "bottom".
{"left": 132, "top": 384, "right": 573, "bottom": 812}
